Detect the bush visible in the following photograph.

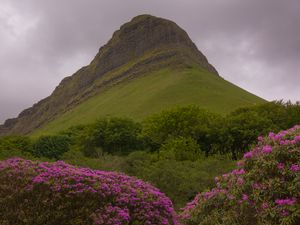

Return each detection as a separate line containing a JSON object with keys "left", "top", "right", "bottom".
{"left": 122, "top": 152, "right": 234, "bottom": 209}
{"left": 180, "top": 125, "right": 300, "bottom": 225}
{"left": 62, "top": 150, "right": 234, "bottom": 210}
{"left": 0, "top": 158, "right": 177, "bottom": 225}
{"left": 33, "top": 135, "right": 70, "bottom": 159}
{"left": 142, "top": 105, "right": 222, "bottom": 155}
{"left": 0, "top": 136, "right": 33, "bottom": 160}
{"left": 224, "top": 110, "right": 275, "bottom": 159}
{"left": 81, "top": 117, "right": 142, "bottom": 156}
{"left": 159, "top": 137, "right": 203, "bottom": 161}
{"left": 0, "top": 136, "right": 32, "bottom": 152}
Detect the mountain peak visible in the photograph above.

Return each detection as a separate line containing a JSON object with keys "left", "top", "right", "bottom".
{"left": 91, "top": 14, "right": 218, "bottom": 75}
{"left": 0, "top": 15, "right": 220, "bottom": 135}
{"left": 115, "top": 14, "right": 196, "bottom": 51}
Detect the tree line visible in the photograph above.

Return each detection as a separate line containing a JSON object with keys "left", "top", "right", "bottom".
{"left": 1, "top": 100, "right": 299, "bottom": 160}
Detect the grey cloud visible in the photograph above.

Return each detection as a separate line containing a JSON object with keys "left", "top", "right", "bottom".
{"left": 0, "top": 0, "right": 299, "bottom": 123}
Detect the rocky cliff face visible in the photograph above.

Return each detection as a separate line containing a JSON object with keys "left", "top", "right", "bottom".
{"left": 0, "top": 14, "right": 218, "bottom": 135}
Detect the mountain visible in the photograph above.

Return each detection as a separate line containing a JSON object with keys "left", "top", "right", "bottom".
{"left": 0, "top": 15, "right": 265, "bottom": 136}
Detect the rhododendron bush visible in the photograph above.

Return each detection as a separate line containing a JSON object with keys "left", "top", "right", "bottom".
{"left": 0, "top": 158, "right": 177, "bottom": 225}
{"left": 180, "top": 125, "right": 300, "bottom": 225}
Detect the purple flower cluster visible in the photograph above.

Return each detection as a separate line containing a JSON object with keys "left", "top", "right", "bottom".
{"left": 0, "top": 158, "right": 177, "bottom": 225}
{"left": 180, "top": 125, "right": 300, "bottom": 224}
{"left": 290, "top": 164, "right": 300, "bottom": 172}
{"left": 275, "top": 198, "right": 297, "bottom": 206}
{"left": 262, "top": 145, "right": 272, "bottom": 154}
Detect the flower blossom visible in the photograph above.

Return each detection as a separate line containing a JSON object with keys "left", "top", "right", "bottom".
{"left": 290, "top": 164, "right": 299, "bottom": 172}
{"left": 277, "top": 163, "right": 285, "bottom": 170}
{"left": 275, "top": 198, "right": 297, "bottom": 206}
{"left": 243, "top": 151, "right": 253, "bottom": 159}
{"left": 262, "top": 145, "right": 272, "bottom": 154}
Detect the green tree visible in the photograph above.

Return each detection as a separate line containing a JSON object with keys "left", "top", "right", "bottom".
{"left": 81, "top": 117, "right": 143, "bottom": 156}
{"left": 159, "top": 137, "right": 203, "bottom": 161}
{"left": 33, "top": 135, "right": 70, "bottom": 159}
{"left": 225, "top": 110, "right": 274, "bottom": 159}
{"left": 142, "top": 105, "right": 222, "bottom": 155}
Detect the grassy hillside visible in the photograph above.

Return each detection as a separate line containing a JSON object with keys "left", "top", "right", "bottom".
{"left": 32, "top": 66, "right": 265, "bottom": 136}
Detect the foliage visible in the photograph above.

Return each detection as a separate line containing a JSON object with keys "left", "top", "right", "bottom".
{"left": 142, "top": 105, "right": 222, "bottom": 155}
{"left": 254, "top": 100, "right": 300, "bottom": 130}
{"left": 80, "top": 117, "right": 142, "bottom": 156}
{"left": 0, "top": 136, "right": 32, "bottom": 152}
{"left": 0, "top": 136, "right": 33, "bottom": 160}
{"left": 224, "top": 110, "right": 275, "bottom": 159}
{"left": 30, "top": 102, "right": 300, "bottom": 160}
{"left": 60, "top": 124, "right": 92, "bottom": 145}
{"left": 62, "top": 149, "right": 234, "bottom": 209}
{"left": 0, "top": 158, "right": 177, "bottom": 225}
{"left": 180, "top": 125, "right": 300, "bottom": 225}
{"left": 33, "top": 135, "right": 71, "bottom": 159}
{"left": 120, "top": 151, "right": 234, "bottom": 209}
{"left": 159, "top": 137, "right": 203, "bottom": 161}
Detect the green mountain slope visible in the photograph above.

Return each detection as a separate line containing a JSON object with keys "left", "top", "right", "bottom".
{"left": 33, "top": 66, "right": 264, "bottom": 135}
{"left": 0, "top": 14, "right": 265, "bottom": 136}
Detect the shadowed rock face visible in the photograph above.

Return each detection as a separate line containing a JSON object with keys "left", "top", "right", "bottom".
{"left": 91, "top": 14, "right": 218, "bottom": 75}
{"left": 0, "top": 15, "right": 218, "bottom": 136}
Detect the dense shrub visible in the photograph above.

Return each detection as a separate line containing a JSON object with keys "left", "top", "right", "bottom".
{"left": 121, "top": 152, "right": 235, "bottom": 209}
{"left": 159, "top": 137, "right": 202, "bottom": 161}
{"left": 252, "top": 101, "right": 300, "bottom": 130}
{"left": 59, "top": 102, "right": 300, "bottom": 159}
{"left": 224, "top": 110, "right": 274, "bottom": 159}
{"left": 60, "top": 124, "right": 92, "bottom": 145}
{"left": 0, "top": 158, "right": 177, "bottom": 225}
{"left": 0, "top": 136, "right": 32, "bottom": 152}
{"left": 142, "top": 105, "right": 222, "bottom": 155}
{"left": 0, "top": 136, "right": 33, "bottom": 160}
{"left": 180, "top": 125, "right": 300, "bottom": 225}
{"left": 33, "top": 135, "right": 71, "bottom": 159}
{"left": 62, "top": 149, "right": 234, "bottom": 209}
{"left": 81, "top": 117, "right": 142, "bottom": 156}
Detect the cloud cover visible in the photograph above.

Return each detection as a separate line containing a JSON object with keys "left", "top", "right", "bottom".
{"left": 0, "top": 0, "right": 299, "bottom": 123}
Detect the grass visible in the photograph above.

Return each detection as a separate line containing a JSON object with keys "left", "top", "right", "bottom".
{"left": 32, "top": 66, "right": 265, "bottom": 136}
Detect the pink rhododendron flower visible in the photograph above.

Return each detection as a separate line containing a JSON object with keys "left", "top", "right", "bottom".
{"left": 236, "top": 161, "right": 244, "bottom": 167}
{"left": 262, "top": 202, "right": 269, "bottom": 209}
{"left": 277, "top": 163, "right": 285, "bottom": 170}
{"left": 180, "top": 126, "right": 300, "bottom": 225}
{"left": 0, "top": 158, "right": 177, "bottom": 224}
{"left": 262, "top": 145, "right": 272, "bottom": 154}
{"left": 237, "top": 177, "right": 244, "bottom": 186}
{"left": 275, "top": 198, "right": 297, "bottom": 206}
{"left": 290, "top": 164, "right": 299, "bottom": 172}
{"left": 268, "top": 132, "right": 276, "bottom": 139}
{"left": 242, "top": 194, "right": 248, "bottom": 201}
{"left": 258, "top": 136, "right": 264, "bottom": 141}
{"left": 280, "top": 210, "right": 290, "bottom": 217}
{"left": 294, "top": 136, "right": 300, "bottom": 142}
{"left": 243, "top": 151, "right": 253, "bottom": 159}
{"left": 232, "top": 169, "right": 245, "bottom": 175}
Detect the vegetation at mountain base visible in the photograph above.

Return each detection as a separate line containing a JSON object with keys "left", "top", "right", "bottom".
{"left": 32, "top": 135, "right": 71, "bottom": 159}
{"left": 1, "top": 122, "right": 299, "bottom": 224}
{"left": 79, "top": 117, "right": 143, "bottom": 157}
{"left": 1, "top": 101, "right": 300, "bottom": 212}
{"left": 180, "top": 125, "right": 300, "bottom": 225}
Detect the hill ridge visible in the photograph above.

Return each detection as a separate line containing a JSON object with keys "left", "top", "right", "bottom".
{"left": 0, "top": 15, "right": 264, "bottom": 136}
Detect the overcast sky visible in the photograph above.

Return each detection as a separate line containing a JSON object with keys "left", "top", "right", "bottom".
{"left": 0, "top": 0, "right": 299, "bottom": 123}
